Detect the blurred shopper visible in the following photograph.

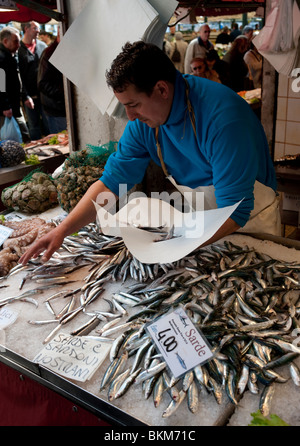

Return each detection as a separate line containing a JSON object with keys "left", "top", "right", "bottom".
{"left": 242, "top": 25, "right": 254, "bottom": 42}
{"left": 39, "top": 30, "right": 54, "bottom": 46}
{"left": 190, "top": 56, "right": 220, "bottom": 83}
{"left": 216, "top": 26, "right": 231, "bottom": 44}
{"left": 229, "top": 23, "right": 241, "bottom": 42}
{"left": 169, "top": 31, "right": 188, "bottom": 73}
{"left": 0, "top": 26, "right": 30, "bottom": 142}
{"left": 206, "top": 49, "right": 230, "bottom": 86}
{"left": 18, "top": 21, "right": 49, "bottom": 140}
{"left": 223, "top": 36, "right": 250, "bottom": 92}
{"left": 244, "top": 42, "right": 263, "bottom": 89}
{"left": 184, "top": 24, "right": 214, "bottom": 74}
{"left": 38, "top": 30, "right": 67, "bottom": 134}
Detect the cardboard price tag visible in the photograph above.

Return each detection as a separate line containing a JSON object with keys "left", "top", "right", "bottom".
{"left": 33, "top": 332, "right": 112, "bottom": 382}
{"left": 0, "top": 224, "right": 13, "bottom": 247}
{"left": 0, "top": 306, "right": 19, "bottom": 329}
{"left": 147, "top": 308, "right": 213, "bottom": 378}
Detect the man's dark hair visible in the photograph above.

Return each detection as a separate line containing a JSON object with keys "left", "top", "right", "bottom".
{"left": 106, "top": 40, "right": 177, "bottom": 95}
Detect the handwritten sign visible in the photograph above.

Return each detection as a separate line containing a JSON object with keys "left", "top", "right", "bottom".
{"left": 0, "top": 224, "right": 13, "bottom": 247}
{"left": 33, "top": 332, "right": 112, "bottom": 382}
{"left": 0, "top": 306, "right": 19, "bottom": 329}
{"left": 147, "top": 308, "right": 214, "bottom": 378}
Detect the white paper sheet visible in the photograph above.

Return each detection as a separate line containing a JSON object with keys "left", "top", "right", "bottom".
{"left": 95, "top": 197, "right": 241, "bottom": 264}
{"left": 50, "top": 0, "right": 178, "bottom": 115}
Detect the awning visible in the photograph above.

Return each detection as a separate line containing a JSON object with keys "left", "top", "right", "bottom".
{"left": 177, "top": 0, "right": 265, "bottom": 17}
{"left": 0, "top": 0, "right": 62, "bottom": 24}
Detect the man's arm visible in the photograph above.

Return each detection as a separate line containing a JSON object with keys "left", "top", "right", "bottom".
{"left": 19, "top": 180, "right": 116, "bottom": 264}
{"left": 200, "top": 217, "right": 240, "bottom": 248}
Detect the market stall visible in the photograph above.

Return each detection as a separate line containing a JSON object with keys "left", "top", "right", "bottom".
{"left": 0, "top": 205, "right": 300, "bottom": 426}
{"left": 0, "top": 0, "right": 299, "bottom": 429}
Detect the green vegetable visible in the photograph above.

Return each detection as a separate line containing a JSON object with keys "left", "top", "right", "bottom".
{"left": 25, "top": 154, "right": 40, "bottom": 165}
{"left": 47, "top": 135, "right": 59, "bottom": 145}
{"left": 249, "top": 411, "right": 290, "bottom": 426}
{"left": 0, "top": 215, "right": 5, "bottom": 223}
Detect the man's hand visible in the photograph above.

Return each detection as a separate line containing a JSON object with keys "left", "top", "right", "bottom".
{"left": 3, "top": 109, "right": 13, "bottom": 118}
{"left": 19, "top": 180, "right": 116, "bottom": 265}
{"left": 19, "top": 226, "right": 65, "bottom": 265}
{"left": 24, "top": 97, "right": 34, "bottom": 109}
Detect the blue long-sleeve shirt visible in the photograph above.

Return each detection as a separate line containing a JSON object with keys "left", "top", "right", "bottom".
{"left": 100, "top": 71, "right": 277, "bottom": 227}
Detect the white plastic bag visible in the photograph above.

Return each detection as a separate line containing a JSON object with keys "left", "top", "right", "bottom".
{"left": 0, "top": 117, "right": 22, "bottom": 143}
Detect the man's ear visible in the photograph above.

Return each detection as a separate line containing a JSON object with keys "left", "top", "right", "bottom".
{"left": 154, "top": 80, "right": 170, "bottom": 99}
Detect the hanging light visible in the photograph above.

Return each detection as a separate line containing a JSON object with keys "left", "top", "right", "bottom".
{"left": 0, "top": 0, "right": 18, "bottom": 11}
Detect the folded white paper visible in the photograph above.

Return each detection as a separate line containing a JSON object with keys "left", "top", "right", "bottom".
{"left": 95, "top": 197, "right": 241, "bottom": 264}
{"left": 50, "top": 0, "right": 178, "bottom": 115}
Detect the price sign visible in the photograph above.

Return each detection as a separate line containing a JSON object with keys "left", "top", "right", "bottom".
{"left": 0, "top": 224, "right": 13, "bottom": 247}
{"left": 33, "top": 332, "right": 112, "bottom": 382}
{"left": 0, "top": 306, "right": 19, "bottom": 329}
{"left": 147, "top": 308, "right": 213, "bottom": 378}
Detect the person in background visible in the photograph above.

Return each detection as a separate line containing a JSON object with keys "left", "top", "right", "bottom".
{"left": 216, "top": 26, "right": 231, "bottom": 44}
{"left": 169, "top": 31, "right": 188, "bottom": 73}
{"left": 39, "top": 30, "right": 54, "bottom": 46}
{"left": 20, "top": 41, "right": 280, "bottom": 266}
{"left": 162, "top": 37, "right": 172, "bottom": 57}
{"left": 184, "top": 24, "right": 214, "bottom": 74}
{"left": 190, "top": 56, "right": 220, "bottom": 83}
{"left": 242, "top": 25, "right": 254, "bottom": 42}
{"left": 206, "top": 49, "right": 230, "bottom": 86}
{"left": 190, "top": 57, "right": 207, "bottom": 78}
{"left": 244, "top": 42, "right": 263, "bottom": 89}
{"left": 229, "top": 23, "right": 241, "bottom": 42}
{"left": 222, "top": 35, "right": 250, "bottom": 92}
{"left": 18, "top": 21, "right": 49, "bottom": 140}
{"left": 38, "top": 29, "right": 67, "bottom": 134}
{"left": 0, "top": 26, "right": 30, "bottom": 142}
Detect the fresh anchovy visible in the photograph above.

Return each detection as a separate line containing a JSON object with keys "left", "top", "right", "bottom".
{"left": 134, "top": 361, "right": 167, "bottom": 385}
{"left": 70, "top": 315, "right": 101, "bottom": 336}
{"left": 162, "top": 390, "right": 186, "bottom": 418}
{"left": 107, "top": 368, "right": 131, "bottom": 401}
{"left": 237, "top": 364, "right": 249, "bottom": 395}
{"left": 43, "top": 323, "right": 62, "bottom": 344}
{"left": 28, "top": 319, "right": 58, "bottom": 325}
{"left": 114, "top": 368, "right": 142, "bottom": 400}
{"left": 187, "top": 380, "right": 199, "bottom": 413}
{"left": 259, "top": 383, "right": 275, "bottom": 416}
{"left": 289, "top": 363, "right": 300, "bottom": 386}
{"left": 151, "top": 374, "right": 164, "bottom": 407}
{"left": 100, "top": 350, "right": 129, "bottom": 391}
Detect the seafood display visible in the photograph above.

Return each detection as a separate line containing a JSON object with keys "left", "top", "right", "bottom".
{"left": 1, "top": 221, "right": 300, "bottom": 424}
{"left": 1, "top": 171, "right": 58, "bottom": 214}
{"left": 0, "top": 140, "right": 26, "bottom": 167}
{"left": 0, "top": 217, "right": 56, "bottom": 273}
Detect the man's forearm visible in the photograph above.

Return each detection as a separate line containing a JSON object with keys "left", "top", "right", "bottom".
{"left": 201, "top": 217, "right": 240, "bottom": 248}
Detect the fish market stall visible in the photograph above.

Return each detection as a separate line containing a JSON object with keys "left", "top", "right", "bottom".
{"left": 0, "top": 207, "right": 300, "bottom": 426}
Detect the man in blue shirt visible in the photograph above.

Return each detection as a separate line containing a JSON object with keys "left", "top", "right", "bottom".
{"left": 20, "top": 41, "right": 280, "bottom": 265}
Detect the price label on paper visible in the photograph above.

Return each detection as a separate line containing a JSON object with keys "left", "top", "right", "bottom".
{"left": 33, "top": 332, "right": 112, "bottom": 382}
{"left": 0, "top": 306, "right": 19, "bottom": 329}
{"left": 0, "top": 225, "right": 13, "bottom": 247}
{"left": 147, "top": 308, "right": 213, "bottom": 378}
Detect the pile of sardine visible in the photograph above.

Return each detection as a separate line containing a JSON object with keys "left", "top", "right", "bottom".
{"left": 2, "top": 223, "right": 300, "bottom": 420}
{"left": 89, "top": 237, "right": 300, "bottom": 418}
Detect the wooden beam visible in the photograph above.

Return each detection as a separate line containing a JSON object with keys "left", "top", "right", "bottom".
{"left": 16, "top": 0, "right": 66, "bottom": 22}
